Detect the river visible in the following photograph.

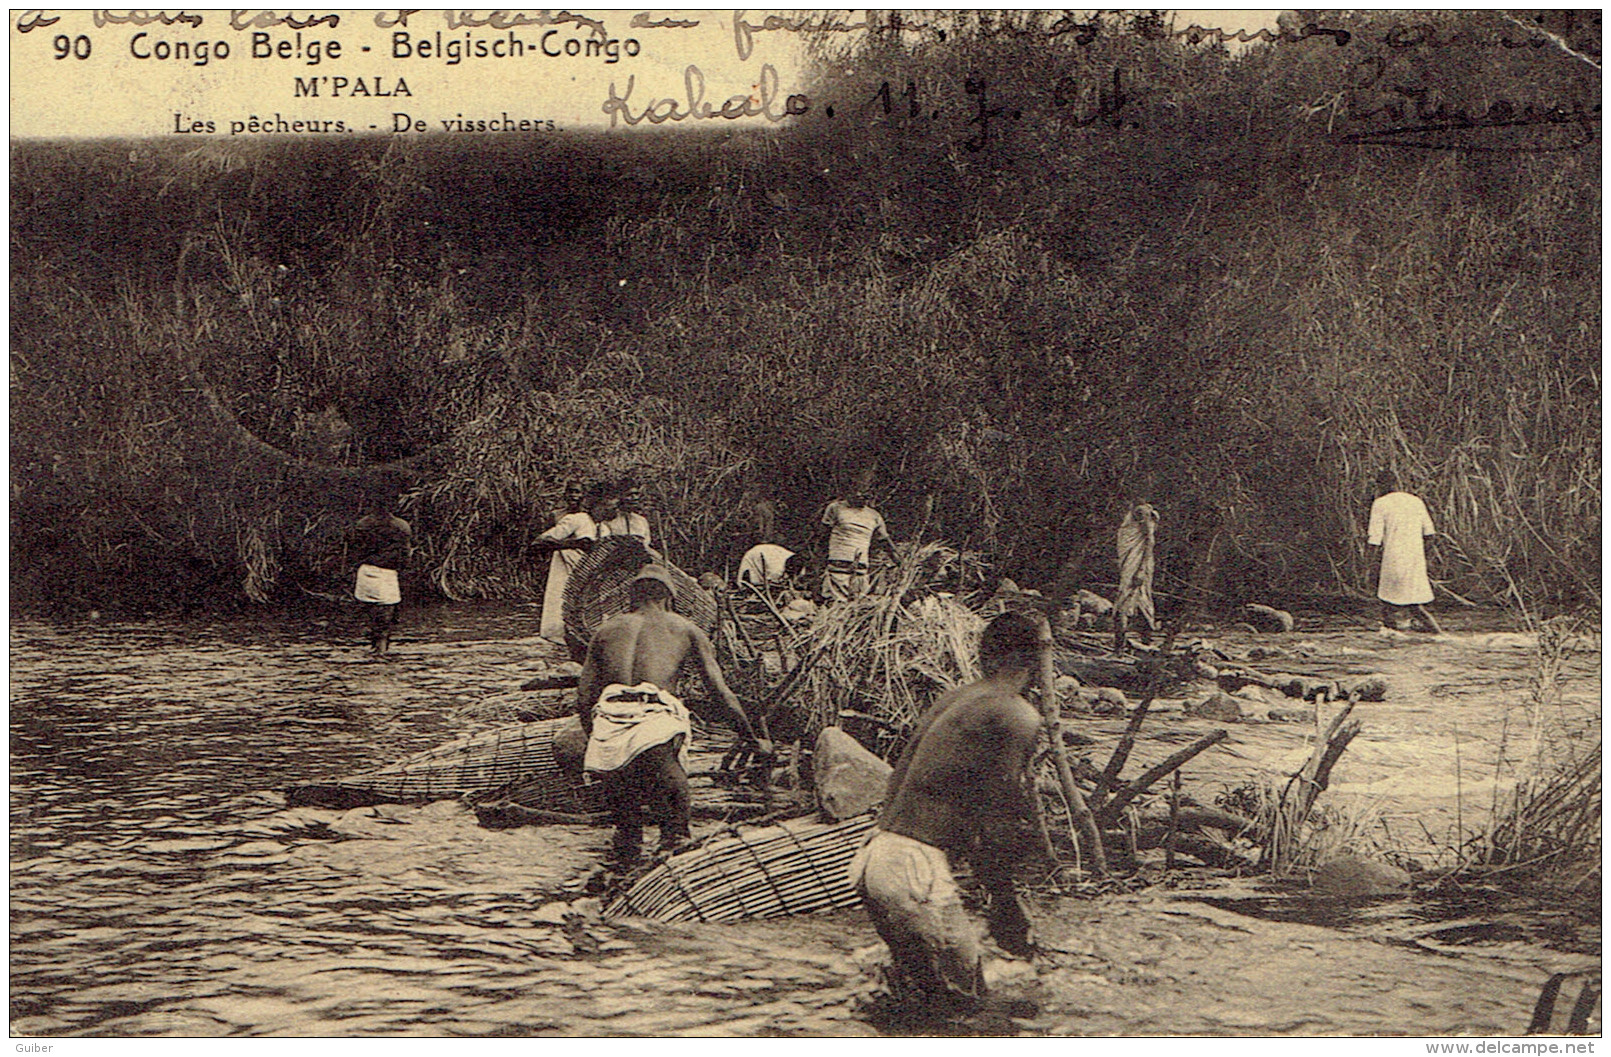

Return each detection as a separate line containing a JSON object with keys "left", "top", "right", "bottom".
{"left": 9, "top": 603, "right": 1600, "bottom": 1037}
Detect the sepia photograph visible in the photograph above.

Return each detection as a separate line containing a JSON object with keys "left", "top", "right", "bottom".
{"left": 9, "top": 7, "right": 1602, "bottom": 1040}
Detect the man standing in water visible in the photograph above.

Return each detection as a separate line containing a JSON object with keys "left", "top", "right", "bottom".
{"left": 849, "top": 611, "right": 1042, "bottom": 1010}
{"left": 1368, "top": 469, "right": 1441, "bottom": 633}
{"left": 534, "top": 482, "right": 601, "bottom": 645}
{"left": 352, "top": 495, "right": 412, "bottom": 656}
{"left": 576, "top": 565, "right": 772, "bottom": 866}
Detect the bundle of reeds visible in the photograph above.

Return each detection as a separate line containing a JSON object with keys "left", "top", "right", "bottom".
{"left": 773, "top": 541, "right": 986, "bottom": 737}
{"left": 607, "top": 812, "right": 877, "bottom": 922}
{"left": 284, "top": 716, "right": 581, "bottom": 808}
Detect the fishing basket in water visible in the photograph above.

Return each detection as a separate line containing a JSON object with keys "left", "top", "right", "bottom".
{"left": 607, "top": 812, "right": 876, "bottom": 922}
{"left": 562, "top": 536, "right": 717, "bottom": 660}
{"left": 286, "top": 716, "right": 596, "bottom": 810}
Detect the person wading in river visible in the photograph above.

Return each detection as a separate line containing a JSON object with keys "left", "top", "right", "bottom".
{"left": 1368, "top": 469, "right": 1441, "bottom": 633}
{"left": 575, "top": 564, "right": 772, "bottom": 867}
{"left": 352, "top": 495, "right": 412, "bottom": 656}
{"left": 849, "top": 610, "right": 1042, "bottom": 1011}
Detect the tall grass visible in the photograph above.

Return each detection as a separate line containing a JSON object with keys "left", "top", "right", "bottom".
{"left": 10, "top": 11, "right": 1598, "bottom": 613}
{"left": 1463, "top": 616, "right": 1601, "bottom": 896}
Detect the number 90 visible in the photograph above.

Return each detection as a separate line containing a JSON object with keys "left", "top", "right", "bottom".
{"left": 53, "top": 34, "right": 91, "bottom": 60}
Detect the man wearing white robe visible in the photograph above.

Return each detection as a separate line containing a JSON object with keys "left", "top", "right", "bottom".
{"left": 535, "top": 485, "right": 600, "bottom": 644}
{"left": 1368, "top": 470, "right": 1441, "bottom": 633}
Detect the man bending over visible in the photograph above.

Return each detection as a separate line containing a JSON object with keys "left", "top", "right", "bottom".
{"left": 849, "top": 611, "right": 1044, "bottom": 1009}
{"left": 577, "top": 565, "right": 772, "bottom": 866}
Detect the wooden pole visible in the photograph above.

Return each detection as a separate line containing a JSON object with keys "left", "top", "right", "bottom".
{"left": 1165, "top": 769, "right": 1182, "bottom": 871}
{"left": 1038, "top": 615, "right": 1108, "bottom": 877}
{"left": 1096, "top": 729, "right": 1229, "bottom": 826}
{"left": 1091, "top": 621, "right": 1183, "bottom": 808}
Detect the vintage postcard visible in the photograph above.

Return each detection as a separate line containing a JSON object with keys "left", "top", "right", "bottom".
{"left": 10, "top": 8, "right": 1600, "bottom": 1044}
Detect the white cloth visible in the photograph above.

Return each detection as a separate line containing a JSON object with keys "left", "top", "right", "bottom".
{"left": 540, "top": 511, "right": 598, "bottom": 642}
{"left": 353, "top": 564, "right": 400, "bottom": 605}
{"left": 583, "top": 683, "right": 691, "bottom": 773}
{"left": 1114, "top": 503, "right": 1158, "bottom": 626}
{"left": 738, "top": 543, "right": 796, "bottom": 586}
{"left": 1369, "top": 491, "right": 1435, "bottom": 605}
{"left": 847, "top": 828, "right": 984, "bottom": 1000}
{"left": 602, "top": 512, "right": 652, "bottom": 547}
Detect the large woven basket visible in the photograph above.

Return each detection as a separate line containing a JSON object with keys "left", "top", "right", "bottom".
{"left": 607, "top": 812, "right": 877, "bottom": 922}
{"left": 285, "top": 716, "right": 590, "bottom": 809}
{"left": 562, "top": 536, "right": 718, "bottom": 660}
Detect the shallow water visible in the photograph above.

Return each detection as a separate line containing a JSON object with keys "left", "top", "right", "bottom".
{"left": 9, "top": 604, "right": 1600, "bottom": 1037}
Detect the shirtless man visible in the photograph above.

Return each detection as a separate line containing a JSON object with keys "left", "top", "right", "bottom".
{"left": 576, "top": 564, "right": 772, "bottom": 866}
{"left": 849, "top": 611, "right": 1043, "bottom": 1008}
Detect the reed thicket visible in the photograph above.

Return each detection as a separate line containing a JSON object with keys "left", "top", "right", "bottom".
{"left": 10, "top": 11, "right": 1598, "bottom": 614}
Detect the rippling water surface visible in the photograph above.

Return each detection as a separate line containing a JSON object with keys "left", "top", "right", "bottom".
{"left": 10, "top": 606, "right": 1600, "bottom": 1037}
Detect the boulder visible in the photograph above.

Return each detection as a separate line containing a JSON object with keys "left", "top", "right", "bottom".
{"left": 1074, "top": 589, "right": 1114, "bottom": 617}
{"left": 813, "top": 727, "right": 893, "bottom": 820}
{"left": 1233, "top": 684, "right": 1282, "bottom": 708}
{"left": 1312, "top": 856, "right": 1412, "bottom": 898}
{"left": 1245, "top": 604, "right": 1295, "bottom": 633}
{"left": 1185, "top": 692, "right": 1245, "bottom": 722}
{"left": 1275, "top": 675, "right": 1339, "bottom": 702}
{"left": 1093, "top": 686, "right": 1128, "bottom": 715}
{"left": 1343, "top": 675, "right": 1389, "bottom": 702}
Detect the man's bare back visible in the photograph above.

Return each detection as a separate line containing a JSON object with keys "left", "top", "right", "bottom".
{"left": 878, "top": 678, "right": 1041, "bottom": 854}
{"left": 575, "top": 577, "right": 766, "bottom": 748}
{"left": 852, "top": 611, "right": 1047, "bottom": 992}
{"left": 583, "top": 608, "right": 700, "bottom": 697}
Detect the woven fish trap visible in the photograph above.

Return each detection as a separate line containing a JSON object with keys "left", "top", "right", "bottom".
{"left": 608, "top": 812, "right": 877, "bottom": 922}
{"left": 563, "top": 536, "right": 718, "bottom": 658}
{"left": 470, "top": 754, "right": 607, "bottom": 820}
{"left": 285, "top": 716, "right": 582, "bottom": 807}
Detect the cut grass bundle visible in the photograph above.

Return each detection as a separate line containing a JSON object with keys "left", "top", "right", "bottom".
{"left": 786, "top": 541, "right": 986, "bottom": 737}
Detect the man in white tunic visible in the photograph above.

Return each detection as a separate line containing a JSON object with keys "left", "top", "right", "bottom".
{"left": 1368, "top": 470, "right": 1441, "bottom": 633}
{"left": 821, "top": 472, "right": 893, "bottom": 602}
{"left": 534, "top": 483, "right": 600, "bottom": 644}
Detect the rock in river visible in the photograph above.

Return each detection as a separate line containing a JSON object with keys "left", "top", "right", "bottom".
{"left": 1312, "top": 855, "right": 1412, "bottom": 898}
{"left": 813, "top": 726, "right": 892, "bottom": 820}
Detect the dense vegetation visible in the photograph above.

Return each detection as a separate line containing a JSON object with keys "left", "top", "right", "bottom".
{"left": 11, "top": 10, "right": 1600, "bottom": 615}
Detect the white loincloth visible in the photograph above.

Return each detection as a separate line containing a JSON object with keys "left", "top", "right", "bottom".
{"left": 583, "top": 683, "right": 691, "bottom": 774}
{"left": 354, "top": 564, "right": 400, "bottom": 605}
